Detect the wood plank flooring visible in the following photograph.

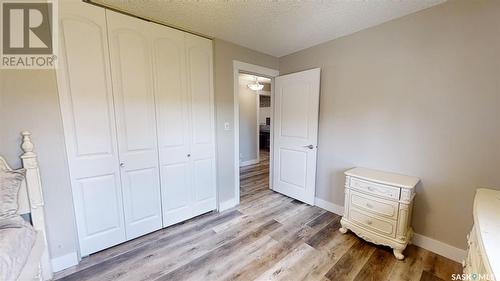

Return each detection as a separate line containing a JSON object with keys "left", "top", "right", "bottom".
{"left": 55, "top": 149, "right": 461, "bottom": 281}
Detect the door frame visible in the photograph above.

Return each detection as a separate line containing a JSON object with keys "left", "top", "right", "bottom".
{"left": 232, "top": 61, "right": 279, "bottom": 207}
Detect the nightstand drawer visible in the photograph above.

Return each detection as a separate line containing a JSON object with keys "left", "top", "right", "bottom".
{"left": 350, "top": 177, "right": 400, "bottom": 200}
{"left": 349, "top": 207, "right": 397, "bottom": 238}
{"left": 350, "top": 190, "right": 399, "bottom": 220}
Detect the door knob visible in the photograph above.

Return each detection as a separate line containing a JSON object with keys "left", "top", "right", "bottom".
{"left": 187, "top": 154, "right": 191, "bottom": 158}
{"left": 303, "top": 144, "right": 315, "bottom": 149}
{"left": 120, "top": 162, "right": 125, "bottom": 167}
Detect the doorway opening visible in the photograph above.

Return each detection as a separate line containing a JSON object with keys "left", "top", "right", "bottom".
{"left": 230, "top": 62, "right": 320, "bottom": 210}
{"left": 231, "top": 61, "right": 279, "bottom": 208}
{"left": 238, "top": 73, "right": 272, "bottom": 201}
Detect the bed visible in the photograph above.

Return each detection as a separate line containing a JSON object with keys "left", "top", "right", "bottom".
{"left": 0, "top": 131, "right": 53, "bottom": 281}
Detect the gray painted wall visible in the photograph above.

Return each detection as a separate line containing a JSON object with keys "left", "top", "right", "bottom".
{"left": 0, "top": 69, "right": 78, "bottom": 260}
{"left": 279, "top": 0, "right": 500, "bottom": 249}
{"left": 238, "top": 82, "right": 259, "bottom": 164}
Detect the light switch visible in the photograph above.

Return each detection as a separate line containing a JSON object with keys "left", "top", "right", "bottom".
{"left": 224, "top": 122, "right": 231, "bottom": 131}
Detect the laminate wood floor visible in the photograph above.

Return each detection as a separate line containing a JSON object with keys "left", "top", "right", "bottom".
{"left": 55, "top": 149, "right": 461, "bottom": 281}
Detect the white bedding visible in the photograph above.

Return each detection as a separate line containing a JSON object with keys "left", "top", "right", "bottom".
{"left": 17, "top": 231, "right": 44, "bottom": 281}
{"left": 0, "top": 217, "right": 36, "bottom": 281}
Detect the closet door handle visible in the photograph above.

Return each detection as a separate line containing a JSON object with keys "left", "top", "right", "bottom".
{"left": 187, "top": 154, "right": 191, "bottom": 158}
{"left": 120, "top": 162, "right": 125, "bottom": 167}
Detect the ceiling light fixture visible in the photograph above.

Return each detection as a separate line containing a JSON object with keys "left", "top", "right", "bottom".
{"left": 247, "top": 76, "right": 264, "bottom": 91}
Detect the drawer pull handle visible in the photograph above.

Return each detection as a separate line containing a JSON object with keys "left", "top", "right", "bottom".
{"left": 366, "top": 203, "right": 373, "bottom": 209}
{"left": 366, "top": 220, "right": 373, "bottom": 225}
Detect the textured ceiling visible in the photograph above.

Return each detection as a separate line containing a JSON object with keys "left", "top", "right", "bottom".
{"left": 93, "top": 0, "right": 445, "bottom": 57}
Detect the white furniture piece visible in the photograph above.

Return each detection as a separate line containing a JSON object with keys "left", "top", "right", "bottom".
{"left": 340, "top": 167, "right": 419, "bottom": 260}
{"left": 57, "top": 0, "right": 216, "bottom": 256}
{"left": 464, "top": 188, "right": 499, "bottom": 281}
{"left": 0, "top": 131, "right": 53, "bottom": 280}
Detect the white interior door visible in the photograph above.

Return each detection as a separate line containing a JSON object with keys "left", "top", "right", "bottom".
{"left": 151, "top": 22, "right": 192, "bottom": 227}
{"left": 57, "top": 1, "right": 126, "bottom": 256}
{"left": 107, "top": 11, "right": 162, "bottom": 239}
{"left": 273, "top": 68, "right": 320, "bottom": 205}
{"left": 185, "top": 34, "right": 217, "bottom": 216}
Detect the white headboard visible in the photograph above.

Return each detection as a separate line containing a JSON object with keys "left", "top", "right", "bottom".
{"left": 0, "top": 131, "right": 53, "bottom": 280}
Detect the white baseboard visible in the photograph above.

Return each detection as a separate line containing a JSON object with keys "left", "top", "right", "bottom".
{"left": 314, "top": 197, "right": 344, "bottom": 216}
{"left": 219, "top": 198, "right": 238, "bottom": 212}
{"left": 240, "top": 159, "right": 259, "bottom": 167}
{"left": 313, "top": 197, "right": 465, "bottom": 263}
{"left": 412, "top": 233, "right": 466, "bottom": 263}
{"left": 51, "top": 252, "right": 78, "bottom": 272}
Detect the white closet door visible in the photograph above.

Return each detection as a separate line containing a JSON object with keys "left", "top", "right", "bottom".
{"left": 185, "top": 35, "right": 217, "bottom": 216}
{"left": 57, "top": 1, "right": 125, "bottom": 256}
{"left": 107, "top": 11, "right": 162, "bottom": 239}
{"left": 150, "top": 23, "right": 192, "bottom": 227}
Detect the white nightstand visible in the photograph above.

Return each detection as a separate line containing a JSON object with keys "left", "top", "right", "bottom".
{"left": 340, "top": 167, "right": 419, "bottom": 260}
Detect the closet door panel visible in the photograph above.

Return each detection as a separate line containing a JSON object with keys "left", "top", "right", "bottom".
{"left": 77, "top": 175, "right": 121, "bottom": 236}
{"left": 122, "top": 168, "right": 160, "bottom": 237}
{"left": 185, "top": 35, "right": 216, "bottom": 215}
{"left": 57, "top": 1, "right": 125, "bottom": 256}
{"left": 151, "top": 23, "right": 193, "bottom": 226}
{"left": 107, "top": 11, "right": 162, "bottom": 239}
{"left": 193, "top": 158, "right": 216, "bottom": 204}
{"left": 187, "top": 40, "right": 215, "bottom": 158}
{"left": 160, "top": 163, "right": 191, "bottom": 225}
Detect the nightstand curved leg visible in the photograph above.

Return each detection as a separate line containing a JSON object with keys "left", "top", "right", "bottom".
{"left": 393, "top": 249, "right": 405, "bottom": 260}
{"left": 339, "top": 220, "right": 348, "bottom": 234}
